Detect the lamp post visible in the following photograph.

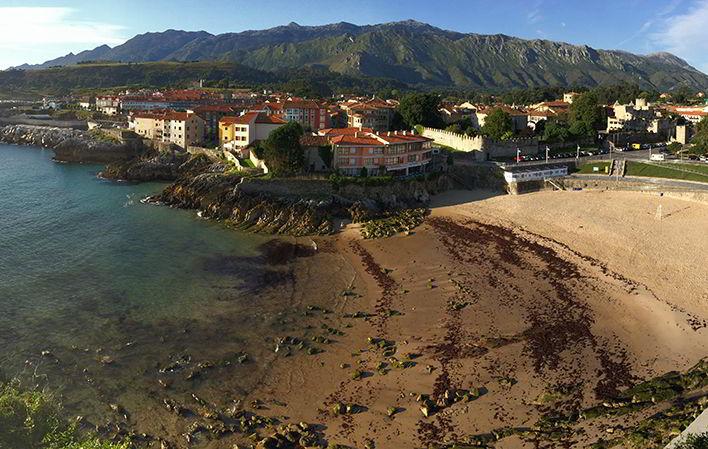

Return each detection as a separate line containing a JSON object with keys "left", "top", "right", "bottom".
{"left": 545, "top": 145, "right": 549, "bottom": 164}
{"left": 516, "top": 147, "right": 521, "bottom": 164}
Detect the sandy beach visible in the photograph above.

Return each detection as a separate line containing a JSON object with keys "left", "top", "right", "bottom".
{"left": 239, "top": 189, "right": 708, "bottom": 449}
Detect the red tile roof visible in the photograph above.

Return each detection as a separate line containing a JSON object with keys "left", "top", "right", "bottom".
{"left": 284, "top": 100, "right": 322, "bottom": 110}
{"left": 319, "top": 127, "right": 374, "bottom": 136}
{"left": 300, "top": 135, "right": 330, "bottom": 147}
{"left": 256, "top": 114, "right": 287, "bottom": 124}
{"left": 330, "top": 134, "right": 382, "bottom": 145}
{"left": 330, "top": 130, "right": 432, "bottom": 146}
{"left": 192, "top": 105, "right": 242, "bottom": 113}
{"left": 132, "top": 110, "right": 196, "bottom": 121}
{"left": 220, "top": 112, "right": 287, "bottom": 126}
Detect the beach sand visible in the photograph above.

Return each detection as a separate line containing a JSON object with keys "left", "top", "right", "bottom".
{"left": 242, "top": 189, "right": 708, "bottom": 449}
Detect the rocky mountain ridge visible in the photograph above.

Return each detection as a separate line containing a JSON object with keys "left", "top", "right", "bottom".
{"left": 14, "top": 20, "right": 708, "bottom": 91}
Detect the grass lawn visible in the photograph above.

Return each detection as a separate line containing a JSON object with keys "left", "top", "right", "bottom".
{"left": 626, "top": 162, "right": 708, "bottom": 183}
{"left": 664, "top": 162, "right": 708, "bottom": 176}
{"left": 241, "top": 158, "right": 256, "bottom": 168}
{"left": 578, "top": 161, "right": 611, "bottom": 174}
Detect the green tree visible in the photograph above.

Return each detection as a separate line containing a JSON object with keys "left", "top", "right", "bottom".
{"left": 667, "top": 141, "right": 683, "bottom": 154}
{"left": 481, "top": 108, "right": 513, "bottom": 140}
{"left": 542, "top": 122, "right": 571, "bottom": 143}
{"left": 691, "top": 117, "right": 708, "bottom": 155}
{"left": 445, "top": 124, "right": 463, "bottom": 134}
{"left": 263, "top": 122, "right": 305, "bottom": 176}
{"left": 569, "top": 92, "right": 604, "bottom": 137}
{"left": 398, "top": 93, "right": 444, "bottom": 128}
{"left": 671, "top": 86, "right": 695, "bottom": 104}
{"left": 675, "top": 432, "right": 708, "bottom": 449}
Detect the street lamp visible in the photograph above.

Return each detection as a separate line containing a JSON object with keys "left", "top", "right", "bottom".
{"left": 545, "top": 145, "right": 550, "bottom": 164}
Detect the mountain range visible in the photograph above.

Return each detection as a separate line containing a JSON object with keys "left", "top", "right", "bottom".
{"left": 12, "top": 20, "right": 708, "bottom": 91}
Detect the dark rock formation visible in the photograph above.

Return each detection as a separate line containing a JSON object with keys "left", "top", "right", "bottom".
{"left": 151, "top": 165, "right": 455, "bottom": 236}
{"left": 100, "top": 152, "right": 221, "bottom": 182}
{"left": 152, "top": 172, "right": 335, "bottom": 236}
{"left": 0, "top": 124, "right": 140, "bottom": 163}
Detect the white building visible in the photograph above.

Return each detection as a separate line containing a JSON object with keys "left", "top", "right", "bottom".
{"left": 503, "top": 165, "right": 569, "bottom": 183}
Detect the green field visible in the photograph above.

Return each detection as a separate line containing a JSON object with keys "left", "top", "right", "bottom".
{"left": 626, "top": 162, "right": 708, "bottom": 183}
{"left": 665, "top": 162, "right": 708, "bottom": 175}
{"left": 578, "top": 161, "right": 610, "bottom": 174}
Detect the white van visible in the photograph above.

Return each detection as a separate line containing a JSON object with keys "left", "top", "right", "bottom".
{"left": 650, "top": 153, "right": 666, "bottom": 161}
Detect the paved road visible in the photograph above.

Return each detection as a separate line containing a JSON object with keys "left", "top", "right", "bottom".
{"left": 570, "top": 173, "right": 708, "bottom": 191}
{"left": 509, "top": 149, "right": 654, "bottom": 167}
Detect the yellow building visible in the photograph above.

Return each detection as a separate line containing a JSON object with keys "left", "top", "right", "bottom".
{"left": 219, "top": 112, "right": 287, "bottom": 149}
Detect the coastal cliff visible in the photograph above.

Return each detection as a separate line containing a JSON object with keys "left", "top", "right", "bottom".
{"left": 0, "top": 124, "right": 140, "bottom": 163}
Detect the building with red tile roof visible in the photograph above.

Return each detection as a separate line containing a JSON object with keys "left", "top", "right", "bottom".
{"left": 219, "top": 112, "right": 287, "bottom": 149}
{"left": 253, "top": 100, "right": 328, "bottom": 130}
{"left": 341, "top": 98, "right": 397, "bottom": 132}
{"left": 130, "top": 110, "right": 205, "bottom": 149}
{"left": 327, "top": 129, "right": 434, "bottom": 176}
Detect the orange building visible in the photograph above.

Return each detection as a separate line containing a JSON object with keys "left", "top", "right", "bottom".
{"left": 323, "top": 128, "right": 433, "bottom": 176}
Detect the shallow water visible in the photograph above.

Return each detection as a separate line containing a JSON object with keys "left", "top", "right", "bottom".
{"left": 0, "top": 144, "right": 313, "bottom": 443}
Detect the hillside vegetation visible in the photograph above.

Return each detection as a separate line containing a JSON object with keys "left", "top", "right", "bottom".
{"left": 12, "top": 20, "right": 708, "bottom": 92}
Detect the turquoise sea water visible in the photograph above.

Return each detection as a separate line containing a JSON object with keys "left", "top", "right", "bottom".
{"left": 0, "top": 144, "right": 302, "bottom": 437}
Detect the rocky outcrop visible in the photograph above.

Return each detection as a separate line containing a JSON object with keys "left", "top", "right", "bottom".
{"left": 0, "top": 124, "right": 140, "bottom": 163}
{"left": 100, "top": 152, "right": 222, "bottom": 182}
{"left": 153, "top": 173, "right": 335, "bottom": 236}
{"left": 336, "top": 174, "right": 454, "bottom": 208}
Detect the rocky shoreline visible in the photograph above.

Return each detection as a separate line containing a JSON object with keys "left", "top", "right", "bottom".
{"left": 2, "top": 126, "right": 455, "bottom": 237}
{"left": 0, "top": 124, "right": 140, "bottom": 163}
{"left": 149, "top": 165, "right": 455, "bottom": 236}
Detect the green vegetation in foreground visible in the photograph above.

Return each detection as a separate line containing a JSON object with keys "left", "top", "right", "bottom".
{"left": 675, "top": 433, "right": 708, "bottom": 449}
{"left": 436, "top": 359, "right": 708, "bottom": 449}
{"left": 0, "top": 379, "right": 130, "bottom": 449}
{"left": 578, "top": 161, "right": 611, "bottom": 174}
{"left": 361, "top": 208, "right": 429, "bottom": 239}
{"left": 626, "top": 161, "right": 708, "bottom": 183}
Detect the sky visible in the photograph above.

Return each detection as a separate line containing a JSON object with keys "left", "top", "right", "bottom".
{"left": 1, "top": 0, "right": 708, "bottom": 73}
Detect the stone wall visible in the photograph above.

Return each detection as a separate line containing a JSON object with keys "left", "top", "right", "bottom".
{"left": 421, "top": 127, "right": 484, "bottom": 153}
{"left": 421, "top": 127, "right": 539, "bottom": 159}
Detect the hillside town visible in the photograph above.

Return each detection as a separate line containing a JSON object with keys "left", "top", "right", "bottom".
{"left": 3, "top": 85, "right": 705, "bottom": 185}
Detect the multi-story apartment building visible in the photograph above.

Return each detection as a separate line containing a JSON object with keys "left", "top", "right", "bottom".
{"left": 666, "top": 106, "right": 708, "bottom": 124}
{"left": 254, "top": 100, "right": 328, "bottom": 130}
{"left": 342, "top": 99, "right": 397, "bottom": 132}
{"left": 219, "top": 112, "right": 287, "bottom": 149}
{"left": 326, "top": 129, "right": 433, "bottom": 177}
{"left": 606, "top": 99, "right": 676, "bottom": 138}
{"left": 130, "top": 111, "right": 205, "bottom": 149}
{"left": 282, "top": 100, "right": 327, "bottom": 130}
{"left": 95, "top": 96, "right": 121, "bottom": 115}
{"left": 192, "top": 105, "right": 245, "bottom": 145}
{"left": 474, "top": 106, "right": 529, "bottom": 132}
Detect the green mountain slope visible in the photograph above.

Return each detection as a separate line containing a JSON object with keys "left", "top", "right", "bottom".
{"left": 11, "top": 20, "right": 708, "bottom": 91}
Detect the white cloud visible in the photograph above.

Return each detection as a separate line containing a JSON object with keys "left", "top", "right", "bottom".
{"left": 0, "top": 7, "right": 125, "bottom": 68}
{"left": 617, "top": 20, "right": 654, "bottom": 46}
{"left": 654, "top": 0, "right": 708, "bottom": 71}
{"left": 0, "top": 7, "right": 125, "bottom": 47}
